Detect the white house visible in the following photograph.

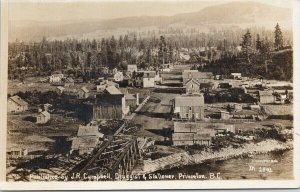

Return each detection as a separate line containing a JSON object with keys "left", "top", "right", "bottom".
{"left": 50, "top": 74, "right": 64, "bottom": 83}
{"left": 56, "top": 86, "right": 65, "bottom": 94}
{"left": 36, "top": 111, "right": 51, "bottom": 124}
{"left": 78, "top": 87, "right": 89, "bottom": 99}
{"left": 130, "top": 71, "right": 156, "bottom": 88}
{"left": 161, "top": 63, "right": 173, "bottom": 72}
{"left": 231, "top": 73, "right": 242, "bottom": 79}
{"left": 8, "top": 95, "right": 28, "bottom": 113}
{"left": 127, "top": 64, "right": 138, "bottom": 73}
{"left": 96, "top": 80, "right": 119, "bottom": 92}
{"left": 113, "top": 72, "right": 124, "bottom": 82}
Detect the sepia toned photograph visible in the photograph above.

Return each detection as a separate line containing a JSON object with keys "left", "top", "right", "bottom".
{"left": 1, "top": 0, "right": 299, "bottom": 190}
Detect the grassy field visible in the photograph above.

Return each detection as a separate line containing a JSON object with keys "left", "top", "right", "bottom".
{"left": 7, "top": 112, "right": 81, "bottom": 154}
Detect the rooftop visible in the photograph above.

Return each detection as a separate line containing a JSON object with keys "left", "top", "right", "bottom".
{"left": 174, "top": 95, "right": 204, "bottom": 107}
{"left": 40, "top": 111, "right": 50, "bottom": 117}
{"left": 9, "top": 95, "right": 28, "bottom": 106}
{"left": 105, "top": 86, "right": 123, "bottom": 95}
{"left": 71, "top": 136, "right": 100, "bottom": 149}
{"left": 77, "top": 124, "right": 104, "bottom": 137}
{"left": 81, "top": 87, "right": 89, "bottom": 93}
{"left": 259, "top": 90, "right": 273, "bottom": 96}
{"left": 182, "top": 71, "right": 213, "bottom": 79}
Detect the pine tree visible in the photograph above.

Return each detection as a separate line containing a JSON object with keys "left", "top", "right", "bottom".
{"left": 241, "top": 30, "right": 253, "bottom": 63}
{"left": 256, "top": 34, "right": 262, "bottom": 51}
{"left": 274, "top": 23, "right": 283, "bottom": 50}
{"left": 158, "top": 36, "right": 167, "bottom": 66}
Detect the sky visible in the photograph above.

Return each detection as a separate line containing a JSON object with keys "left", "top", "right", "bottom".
{"left": 8, "top": 0, "right": 292, "bottom": 22}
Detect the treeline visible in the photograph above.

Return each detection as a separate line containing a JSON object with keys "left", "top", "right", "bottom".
{"left": 8, "top": 25, "right": 292, "bottom": 80}
{"left": 201, "top": 23, "right": 293, "bottom": 81}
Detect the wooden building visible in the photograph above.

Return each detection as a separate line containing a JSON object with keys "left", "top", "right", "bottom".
{"left": 71, "top": 123, "right": 104, "bottom": 155}
{"left": 172, "top": 122, "right": 215, "bottom": 146}
{"left": 173, "top": 95, "right": 205, "bottom": 120}
{"left": 182, "top": 70, "right": 213, "bottom": 85}
{"left": 8, "top": 95, "right": 28, "bottom": 113}
{"left": 129, "top": 71, "right": 156, "bottom": 88}
{"left": 127, "top": 64, "right": 138, "bottom": 73}
{"left": 36, "top": 111, "right": 51, "bottom": 124}
{"left": 259, "top": 91, "right": 275, "bottom": 104}
{"left": 64, "top": 77, "right": 75, "bottom": 87}
{"left": 185, "top": 79, "right": 201, "bottom": 95}
{"left": 78, "top": 87, "right": 90, "bottom": 99}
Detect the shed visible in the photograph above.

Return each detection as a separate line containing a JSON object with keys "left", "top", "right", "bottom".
{"left": 8, "top": 95, "right": 29, "bottom": 113}
{"left": 36, "top": 111, "right": 51, "bottom": 124}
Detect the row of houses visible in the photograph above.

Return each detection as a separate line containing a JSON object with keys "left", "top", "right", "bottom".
{"left": 172, "top": 122, "right": 236, "bottom": 146}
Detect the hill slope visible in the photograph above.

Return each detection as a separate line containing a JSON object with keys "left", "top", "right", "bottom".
{"left": 9, "top": 1, "right": 292, "bottom": 42}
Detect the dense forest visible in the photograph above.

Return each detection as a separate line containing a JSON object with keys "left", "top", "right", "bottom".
{"left": 8, "top": 24, "right": 293, "bottom": 81}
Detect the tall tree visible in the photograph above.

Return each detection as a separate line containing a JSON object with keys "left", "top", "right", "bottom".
{"left": 274, "top": 23, "right": 283, "bottom": 50}
{"left": 158, "top": 36, "right": 167, "bottom": 66}
{"left": 241, "top": 30, "right": 253, "bottom": 63}
{"left": 256, "top": 34, "right": 262, "bottom": 51}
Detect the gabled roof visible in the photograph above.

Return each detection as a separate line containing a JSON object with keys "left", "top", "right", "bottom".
{"left": 9, "top": 95, "right": 28, "bottom": 106}
{"left": 77, "top": 125, "right": 103, "bottom": 137}
{"left": 57, "top": 86, "right": 65, "bottom": 91}
{"left": 51, "top": 74, "right": 64, "bottom": 78}
{"left": 125, "top": 94, "right": 136, "bottom": 100}
{"left": 259, "top": 90, "right": 273, "bottom": 96}
{"left": 182, "top": 71, "right": 213, "bottom": 79}
{"left": 81, "top": 87, "right": 89, "bottom": 93}
{"left": 65, "top": 77, "right": 74, "bottom": 83}
{"left": 40, "top": 111, "right": 50, "bottom": 117}
{"left": 71, "top": 136, "right": 99, "bottom": 149}
{"left": 185, "top": 78, "right": 201, "bottom": 86}
{"left": 105, "top": 86, "right": 123, "bottom": 95}
{"left": 174, "top": 95, "right": 204, "bottom": 107}
{"left": 128, "top": 64, "right": 137, "bottom": 69}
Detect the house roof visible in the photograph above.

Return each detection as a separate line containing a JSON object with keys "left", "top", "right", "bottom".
{"left": 185, "top": 78, "right": 201, "bottom": 86}
{"left": 57, "top": 86, "right": 65, "bottom": 91}
{"left": 125, "top": 94, "right": 136, "bottom": 100}
{"left": 9, "top": 95, "right": 28, "bottom": 106}
{"left": 65, "top": 77, "right": 74, "bottom": 83}
{"left": 231, "top": 73, "right": 242, "bottom": 76}
{"left": 128, "top": 64, "right": 137, "bottom": 69}
{"left": 182, "top": 71, "right": 213, "bottom": 79}
{"left": 259, "top": 91, "right": 273, "bottom": 96}
{"left": 95, "top": 95, "right": 123, "bottom": 106}
{"left": 40, "top": 111, "right": 50, "bottom": 117}
{"left": 51, "top": 74, "right": 64, "bottom": 78}
{"left": 71, "top": 136, "right": 99, "bottom": 149}
{"left": 77, "top": 125, "right": 103, "bottom": 137}
{"left": 136, "top": 71, "right": 156, "bottom": 78}
{"left": 81, "top": 87, "right": 89, "bottom": 93}
{"left": 174, "top": 95, "right": 204, "bottom": 107}
{"left": 105, "top": 86, "right": 123, "bottom": 95}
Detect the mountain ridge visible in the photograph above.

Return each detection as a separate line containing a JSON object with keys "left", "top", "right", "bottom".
{"left": 9, "top": 1, "right": 292, "bottom": 42}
